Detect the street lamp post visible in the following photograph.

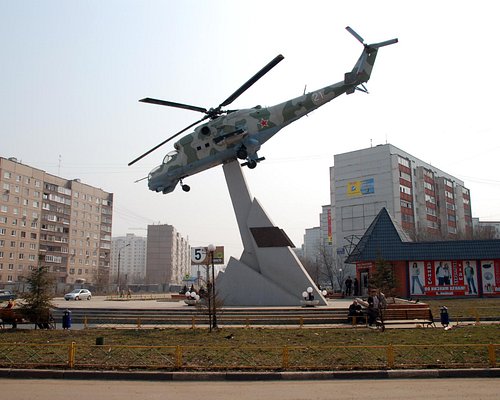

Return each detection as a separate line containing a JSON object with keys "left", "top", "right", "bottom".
{"left": 117, "top": 243, "right": 130, "bottom": 292}
{"left": 208, "top": 243, "right": 217, "bottom": 330}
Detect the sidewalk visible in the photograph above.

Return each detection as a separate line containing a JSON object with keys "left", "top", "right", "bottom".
{"left": 1, "top": 368, "right": 499, "bottom": 381}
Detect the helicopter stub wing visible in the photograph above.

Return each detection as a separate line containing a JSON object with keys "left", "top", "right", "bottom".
{"left": 213, "top": 128, "right": 247, "bottom": 145}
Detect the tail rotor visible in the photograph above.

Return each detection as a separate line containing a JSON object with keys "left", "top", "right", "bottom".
{"left": 344, "top": 26, "right": 398, "bottom": 91}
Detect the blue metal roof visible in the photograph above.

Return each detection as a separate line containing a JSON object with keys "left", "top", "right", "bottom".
{"left": 346, "top": 208, "right": 500, "bottom": 263}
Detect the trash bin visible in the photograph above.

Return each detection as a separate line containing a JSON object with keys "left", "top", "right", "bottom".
{"left": 62, "top": 309, "right": 72, "bottom": 330}
{"left": 440, "top": 306, "right": 449, "bottom": 327}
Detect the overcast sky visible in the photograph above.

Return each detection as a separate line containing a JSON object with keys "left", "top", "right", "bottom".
{"left": 2, "top": 1, "right": 499, "bottom": 261}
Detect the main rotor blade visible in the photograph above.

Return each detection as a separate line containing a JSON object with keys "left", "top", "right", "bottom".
{"left": 140, "top": 98, "right": 208, "bottom": 114}
{"left": 219, "top": 54, "right": 284, "bottom": 108}
{"left": 346, "top": 26, "right": 365, "bottom": 45}
{"left": 369, "top": 38, "right": 399, "bottom": 49}
{"left": 128, "top": 117, "right": 208, "bottom": 166}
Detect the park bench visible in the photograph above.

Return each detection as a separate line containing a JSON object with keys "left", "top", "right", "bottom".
{"left": 381, "top": 307, "right": 436, "bottom": 328}
{"left": 355, "top": 299, "right": 435, "bottom": 328}
{"left": 0, "top": 308, "right": 56, "bottom": 329}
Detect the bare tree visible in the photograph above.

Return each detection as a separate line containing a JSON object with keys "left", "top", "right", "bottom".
{"left": 316, "top": 244, "right": 349, "bottom": 292}
{"left": 299, "top": 255, "right": 321, "bottom": 287}
{"left": 472, "top": 225, "right": 498, "bottom": 240}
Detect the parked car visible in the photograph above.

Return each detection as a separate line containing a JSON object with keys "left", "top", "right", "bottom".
{"left": 64, "top": 289, "right": 92, "bottom": 301}
{"left": 0, "top": 290, "right": 17, "bottom": 301}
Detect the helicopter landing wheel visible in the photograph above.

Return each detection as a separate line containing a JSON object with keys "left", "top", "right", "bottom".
{"left": 247, "top": 159, "right": 257, "bottom": 169}
{"left": 237, "top": 147, "right": 248, "bottom": 160}
{"left": 181, "top": 184, "right": 190, "bottom": 192}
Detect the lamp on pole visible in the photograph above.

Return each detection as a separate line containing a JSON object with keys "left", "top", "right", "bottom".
{"left": 207, "top": 243, "right": 217, "bottom": 330}
{"left": 117, "top": 243, "right": 130, "bottom": 292}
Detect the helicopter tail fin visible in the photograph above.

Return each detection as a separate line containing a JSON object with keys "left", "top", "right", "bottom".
{"left": 344, "top": 27, "right": 397, "bottom": 93}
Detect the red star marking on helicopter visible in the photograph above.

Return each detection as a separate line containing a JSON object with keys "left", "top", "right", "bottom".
{"left": 259, "top": 118, "right": 269, "bottom": 128}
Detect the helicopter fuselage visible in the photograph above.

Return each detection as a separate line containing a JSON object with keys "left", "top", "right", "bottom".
{"left": 141, "top": 27, "right": 397, "bottom": 193}
{"left": 148, "top": 80, "right": 352, "bottom": 194}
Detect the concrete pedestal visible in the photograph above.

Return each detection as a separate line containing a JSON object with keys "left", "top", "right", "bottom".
{"left": 215, "top": 160, "right": 327, "bottom": 306}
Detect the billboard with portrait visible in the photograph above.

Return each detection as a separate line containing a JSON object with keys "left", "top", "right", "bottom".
{"left": 480, "top": 260, "right": 500, "bottom": 295}
{"left": 409, "top": 260, "right": 479, "bottom": 296}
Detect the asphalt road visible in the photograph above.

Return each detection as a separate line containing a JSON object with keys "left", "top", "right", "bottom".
{"left": 2, "top": 378, "right": 499, "bottom": 400}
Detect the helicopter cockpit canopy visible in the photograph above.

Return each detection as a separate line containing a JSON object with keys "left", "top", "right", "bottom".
{"left": 163, "top": 150, "right": 178, "bottom": 164}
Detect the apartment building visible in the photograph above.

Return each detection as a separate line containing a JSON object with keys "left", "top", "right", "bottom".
{"left": 145, "top": 224, "right": 190, "bottom": 289}
{"left": 330, "top": 144, "right": 472, "bottom": 254}
{"left": 111, "top": 233, "right": 147, "bottom": 285}
{"left": 0, "top": 157, "right": 113, "bottom": 290}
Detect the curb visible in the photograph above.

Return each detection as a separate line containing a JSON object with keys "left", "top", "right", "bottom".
{"left": 1, "top": 368, "right": 499, "bottom": 381}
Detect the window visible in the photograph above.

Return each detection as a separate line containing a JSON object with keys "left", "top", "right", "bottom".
{"left": 400, "top": 185, "right": 412, "bottom": 195}
{"left": 400, "top": 200, "right": 412, "bottom": 209}
{"left": 426, "top": 207, "right": 437, "bottom": 216}
{"left": 45, "top": 255, "right": 62, "bottom": 263}
{"left": 402, "top": 213, "right": 414, "bottom": 223}
{"left": 399, "top": 171, "right": 411, "bottom": 181}
{"left": 427, "top": 220, "right": 439, "bottom": 229}
{"left": 425, "top": 194, "right": 436, "bottom": 204}
{"left": 398, "top": 156, "right": 410, "bottom": 168}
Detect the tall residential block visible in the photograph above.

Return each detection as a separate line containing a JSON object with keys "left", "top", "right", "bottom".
{"left": 145, "top": 224, "right": 190, "bottom": 288}
{"left": 111, "top": 233, "right": 147, "bottom": 285}
{"left": 0, "top": 157, "right": 113, "bottom": 289}
{"left": 330, "top": 144, "right": 472, "bottom": 254}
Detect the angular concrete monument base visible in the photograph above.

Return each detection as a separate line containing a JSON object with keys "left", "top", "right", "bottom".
{"left": 215, "top": 160, "right": 327, "bottom": 306}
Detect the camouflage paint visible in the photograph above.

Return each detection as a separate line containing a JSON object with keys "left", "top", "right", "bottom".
{"left": 147, "top": 42, "right": 393, "bottom": 194}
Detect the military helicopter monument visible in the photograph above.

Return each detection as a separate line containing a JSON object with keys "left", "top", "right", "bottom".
{"left": 130, "top": 27, "right": 398, "bottom": 306}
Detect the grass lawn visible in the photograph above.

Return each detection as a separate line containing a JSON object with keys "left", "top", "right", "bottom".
{"left": 1, "top": 323, "right": 499, "bottom": 347}
{"left": 1, "top": 299, "right": 498, "bottom": 371}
